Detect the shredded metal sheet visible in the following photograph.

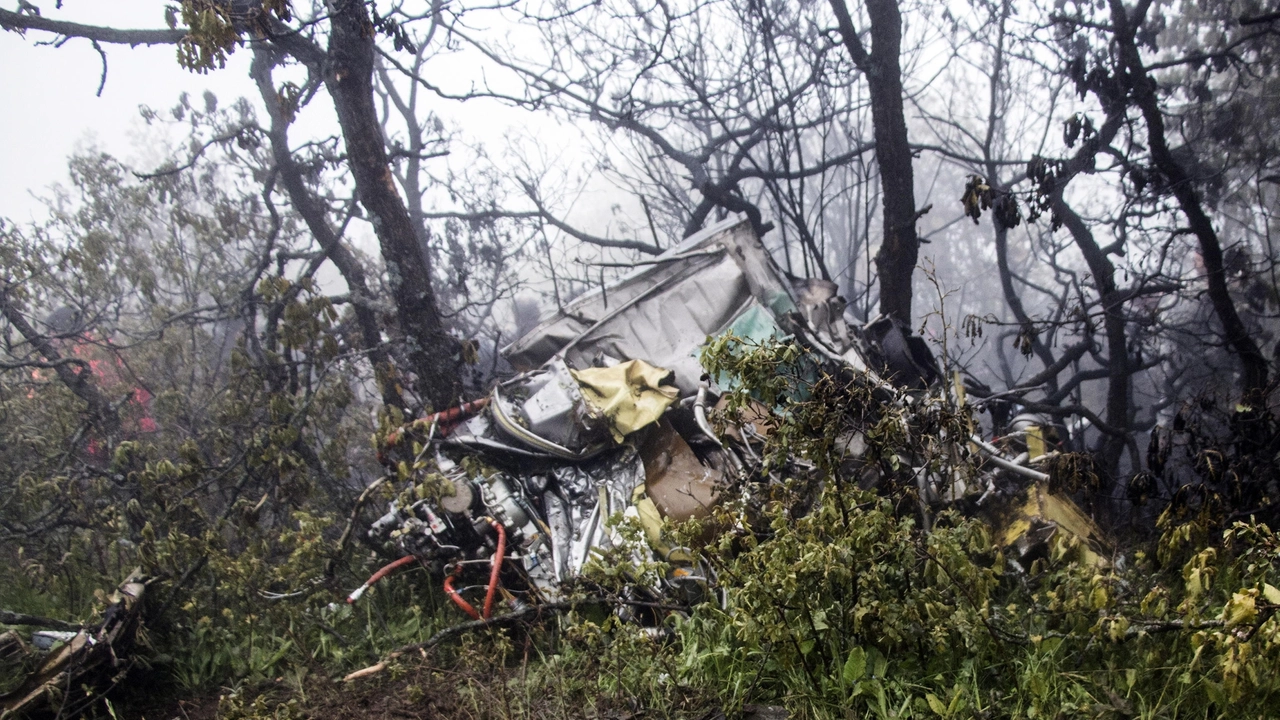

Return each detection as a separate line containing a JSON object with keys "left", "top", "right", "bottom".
{"left": 503, "top": 218, "right": 805, "bottom": 395}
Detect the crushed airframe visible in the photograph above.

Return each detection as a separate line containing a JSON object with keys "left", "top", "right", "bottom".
{"left": 359, "top": 217, "right": 1107, "bottom": 619}
{"left": 0, "top": 220, "right": 1109, "bottom": 708}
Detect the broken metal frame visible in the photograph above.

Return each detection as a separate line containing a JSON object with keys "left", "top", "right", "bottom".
{"left": 357, "top": 215, "right": 1107, "bottom": 619}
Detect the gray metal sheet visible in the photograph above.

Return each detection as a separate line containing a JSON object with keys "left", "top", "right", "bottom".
{"left": 503, "top": 217, "right": 803, "bottom": 394}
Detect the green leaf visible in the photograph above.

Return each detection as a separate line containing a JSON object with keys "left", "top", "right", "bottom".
{"left": 868, "top": 646, "right": 887, "bottom": 679}
{"left": 926, "top": 693, "right": 947, "bottom": 717}
{"left": 1204, "top": 679, "right": 1227, "bottom": 707}
{"left": 1223, "top": 590, "right": 1257, "bottom": 627}
{"left": 1263, "top": 583, "right": 1280, "bottom": 605}
{"left": 812, "top": 608, "right": 829, "bottom": 631}
{"left": 842, "top": 646, "right": 867, "bottom": 685}
{"left": 1029, "top": 673, "right": 1046, "bottom": 697}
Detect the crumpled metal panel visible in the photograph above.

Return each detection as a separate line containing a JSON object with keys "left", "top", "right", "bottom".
{"left": 503, "top": 217, "right": 806, "bottom": 395}
{"left": 791, "top": 278, "right": 847, "bottom": 346}
{"left": 548, "top": 449, "right": 647, "bottom": 577}
{"left": 499, "top": 359, "right": 608, "bottom": 452}
{"left": 357, "top": 215, "right": 1120, "bottom": 618}
{"left": 562, "top": 253, "right": 750, "bottom": 395}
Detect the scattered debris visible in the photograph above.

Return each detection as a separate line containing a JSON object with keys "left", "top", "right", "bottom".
{"left": 988, "top": 481, "right": 1110, "bottom": 570}
{"left": 361, "top": 217, "right": 1106, "bottom": 618}
{"left": 0, "top": 219, "right": 1108, "bottom": 706}
{"left": 0, "top": 569, "right": 146, "bottom": 718}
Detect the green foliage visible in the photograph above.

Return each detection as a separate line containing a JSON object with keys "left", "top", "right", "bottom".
{"left": 0, "top": 149, "right": 453, "bottom": 707}
{"left": 173, "top": 1, "right": 294, "bottom": 73}
{"left": 5, "top": 152, "right": 1280, "bottom": 717}
{"left": 650, "top": 336, "right": 1280, "bottom": 718}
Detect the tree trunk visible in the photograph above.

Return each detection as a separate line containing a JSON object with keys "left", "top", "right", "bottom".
{"left": 252, "top": 46, "right": 406, "bottom": 412}
{"left": 1053, "top": 197, "right": 1129, "bottom": 478}
{"left": 325, "top": 2, "right": 460, "bottom": 411}
{"left": 828, "top": 0, "right": 920, "bottom": 324}
{"left": 993, "top": 222, "right": 1060, "bottom": 394}
{"left": 1108, "top": 0, "right": 1269, "bottom": 397}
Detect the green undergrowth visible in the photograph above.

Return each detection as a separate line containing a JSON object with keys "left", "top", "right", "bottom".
{"left": 229, "top": 336, "right": 1280, "bottom": 719}
{"left": 6, "top": 336, "right": 1280, "bottom": 719}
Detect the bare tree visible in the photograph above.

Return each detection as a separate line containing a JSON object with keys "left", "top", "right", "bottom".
{"left": 413, "top": 0, "right": 878, "bottom": 279}
{"left": 1, "top": 1, "right": 464, "bottom": 411}
{"left": 828, "top": 0, "right": 923, "bottom": 324}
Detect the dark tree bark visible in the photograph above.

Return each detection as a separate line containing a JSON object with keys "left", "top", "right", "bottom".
{"left": 1052, "top": 198, "right": 1129, "bottom": 476}
{"left": 325, "top": 3, "right": 460, "bottom": 411}
{"left": 1022, "top": 94, "right": 1132, "bottom": 478}
{"left": 993, "top": 222, "right": 1060, "bottom": 393}
{"left": 1106, "top": 0, "right": 1269, "bottom": 397}
{"left": 251, "top": 47, "right": 406, "bottom": 412}
{"left": 828, "top": 0, "right": 921, "bottom": 324}
{"left": 977, "top": 0, "right": 1063, "bottom": 394}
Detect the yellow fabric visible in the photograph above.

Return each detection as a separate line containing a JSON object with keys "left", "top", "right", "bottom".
{"left": 571, "top": 360, "right": 679, "bottom": 442}
{"left": 1025, "top": 425, "right": 1045, "bottom": 459}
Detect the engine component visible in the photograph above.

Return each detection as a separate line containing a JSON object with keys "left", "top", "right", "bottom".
{"left": 438, "top": 475, "right": 475, "bottom": 515}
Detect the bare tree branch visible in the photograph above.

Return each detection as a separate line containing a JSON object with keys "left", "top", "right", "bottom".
{"left": 0, "top": 8, "right": 185, "bottom": 45}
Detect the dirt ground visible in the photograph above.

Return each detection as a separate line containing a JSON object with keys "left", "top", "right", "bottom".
{"left": 120, "top": 662, "right": 471, "bottom": 720}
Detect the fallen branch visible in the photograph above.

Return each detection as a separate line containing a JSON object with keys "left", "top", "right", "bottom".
{"left": 342, "top": 662, "right": 386, "bottom": 682}
{"left": 0, "top": 610, "right": 82, "bottom": 631}
{"left": 1, "top": 570, "right": 145, "bottom": 717}
{"left": 327, "top": 477, "right": 387, "bottom": 577}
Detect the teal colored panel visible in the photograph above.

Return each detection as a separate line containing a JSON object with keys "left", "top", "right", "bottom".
{"left": 725, "top": 302, "right": 786, "bottom": 344}
{"left": 700, "top": 301, "right": 815, "bottom": 403}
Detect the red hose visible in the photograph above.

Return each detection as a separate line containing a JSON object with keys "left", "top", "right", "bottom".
{"left": 415, "top": 398, "right": 491, "bottom": 438}
{"left": 346, "top": 554, "right": 418, "bottom": 603}
{"left": 381, "top": 398, "right": 492, "bottom": 459}
{"left": 482, "top": 518, "right": 506, "bottom": 620}
{"left": 444, "top": 569, "right": 481, "bottom": 620}
{"left": 440, "top": 519, "right": 506, "bottom": 619}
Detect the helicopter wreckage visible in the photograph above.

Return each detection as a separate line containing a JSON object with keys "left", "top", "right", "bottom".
{"left": 0, "top": 219, "right": 1109, "bottom": 714}
{"left": 355, "top": 217, "right": 1109, "bottom": 619}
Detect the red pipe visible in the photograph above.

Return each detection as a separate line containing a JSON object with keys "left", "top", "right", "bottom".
{"left": 444, "top": 569, "right": 481, "bottom": 620}
{"left": 439, "top": 520, "right": 507, "bottom": 620}
{"left": 346, "top": 554, "right": 418, "bottom": 604}
{"left": 482, "top": 518, "right": 506, "bottom": 620}
{"left": 415, "top": 397, "right": 491, "bottom": 438}
{"left": 381, "top": 398, "right": 493, "bottom": 458}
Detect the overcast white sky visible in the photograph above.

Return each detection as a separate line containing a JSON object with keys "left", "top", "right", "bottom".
{"left": 0, "top": 3, "right": 264, "bottom": 220}
{"left": 0, "top": 0, "right": 644, "bottom": 261}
